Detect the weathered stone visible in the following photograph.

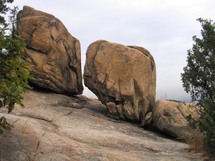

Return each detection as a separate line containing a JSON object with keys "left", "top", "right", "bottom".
{"left": 0, "top": 90, "right": 203, "bottom": 161}
{"left": 17, "top": 6, "right": 83, "bottom": 95}
{"left": 84, "top": 40, "right": 156, "bottom": 125}
{"left": 152, "top": 100, "right": 200, "bottom": 139}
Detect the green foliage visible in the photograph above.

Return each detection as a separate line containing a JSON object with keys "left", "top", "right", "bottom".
{"left": 182, "top": 18, "right": 215, "bottom": 102}
{"left": 0, "top": 1, "right": 30, "bottom": 114}
{"left": 200, "top": 99, "right": 215, "bottom": 153}
{"left": 0, "top": 0, "right": 30, "bottom": 138}
{"left": 0, "top": 26, "right": 31, "bottom": 112}
{"left": 181, "top": 18, "right": 215, "bottom": 154}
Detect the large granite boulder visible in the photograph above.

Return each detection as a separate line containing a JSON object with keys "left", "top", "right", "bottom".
{"left": 17, "top": 6, "right": 83, "bottom": 95}
{"left": 84, "top": 40, "right": 156, "bottom": 125}
{"left": 152, "top": 100, "right": 200, "bottom": 139}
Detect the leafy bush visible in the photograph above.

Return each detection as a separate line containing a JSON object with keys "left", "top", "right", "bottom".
{"left": 181, "top": 18, "right": 215, "bottom": 154}
{"left": 0, "top": 0, "right": 30, "bottom": 138}
{"left": 200, "top": 99, "right": 215, "bottom": 153}
{"left": 0, "top": 25, "right": 31, "bottom": 112}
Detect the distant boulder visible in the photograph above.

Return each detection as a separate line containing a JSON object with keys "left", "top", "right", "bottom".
{"left": 84, "top": 40, "right": 156, "bottom": 125}
{"left": 17, "top": 6, "right": 83, "bottom": 95}
{"left": 152, "top": 100, "right": 200, "bottom": 139}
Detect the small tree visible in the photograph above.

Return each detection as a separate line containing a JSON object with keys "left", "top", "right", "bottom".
{"left": 0, "top": 0, "right": 30, "bottom": 137}
{"left": 0, "top": 26, "right": 31, "bottom": 112}
{"left": 181, "top": 18, "right": 215, "bottom": 153}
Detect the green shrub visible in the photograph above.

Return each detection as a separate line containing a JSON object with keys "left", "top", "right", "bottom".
{"left": 0, "top": 25, "right": 31, "bottom": 112}
{"left": 0, "top": 1, "right": 31, "bottom": 113}
{"left": 200, "top": 99, "right": 215, "bottom": 153}
{"left": 182, "top": 18, "right": 215, "bottom": 154}
{"left": 0, "top": 0, "right": 30, "bottom": 137}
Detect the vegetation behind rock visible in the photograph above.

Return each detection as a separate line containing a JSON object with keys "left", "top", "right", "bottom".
{"left": 0, "top": 0, "right": 30, "bottom": 136}
{"left": 181, "top": 18, "right": 215, "bottom": 154}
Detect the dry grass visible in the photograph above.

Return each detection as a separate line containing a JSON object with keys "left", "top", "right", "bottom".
{"left": 185, "top": 130, "right": 215, "bottom": 161}
{"left": 186, "top": 131, "right": 204, "bottom": 152}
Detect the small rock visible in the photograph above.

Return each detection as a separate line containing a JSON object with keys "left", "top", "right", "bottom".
{"left": 152, "top": 99, "right": 200, "bottom": 139}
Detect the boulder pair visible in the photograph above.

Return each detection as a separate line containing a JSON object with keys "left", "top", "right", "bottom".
{"left": 17, "top": 6, "right": 156, "bottom": 126}
{"left": 17, "top": 6, "right": 200, "bottom": 139}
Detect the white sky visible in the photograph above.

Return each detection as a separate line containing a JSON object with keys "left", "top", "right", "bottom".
{"left": 12, "top": 0, "right": 215, "bottom": 99}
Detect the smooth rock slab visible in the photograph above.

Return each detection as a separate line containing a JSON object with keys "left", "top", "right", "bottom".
{"left": 0, "top": 90, "right": 202, "bottom": 161}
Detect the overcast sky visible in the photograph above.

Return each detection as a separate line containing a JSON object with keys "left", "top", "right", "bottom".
{"left": 12, "top": 0, "right": 215, "bottom": 99}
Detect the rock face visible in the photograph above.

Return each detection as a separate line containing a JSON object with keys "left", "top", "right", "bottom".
{"left": 0, "top": 90, "right": 202, "bottom": 161}
{"left": 84, "top": 40, "right": 156, "bottom": 125}
{"left": 152, "top": 100, "right": 200, "bottom": 139}
{"left": 17, "top": 6, "right": 83, "bottom": 95}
